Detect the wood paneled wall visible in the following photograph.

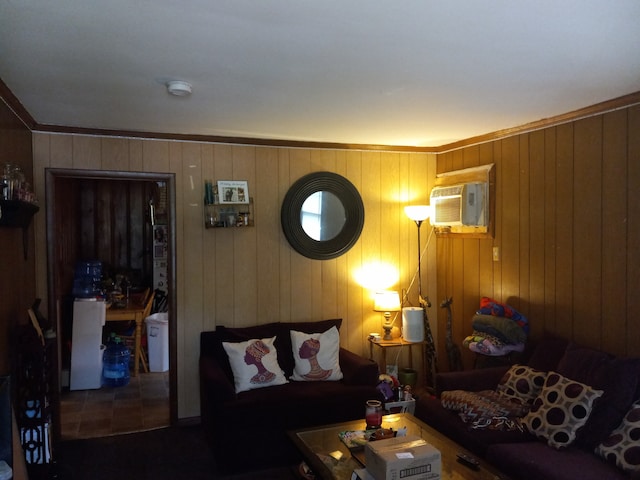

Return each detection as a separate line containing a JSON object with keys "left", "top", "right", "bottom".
{"left": 0, "top": 100, "right": 35, "bottom": 375}
{"left": 31, "top": 135, "right": 437, "bottom": 417}
{"left": 28, "top": 102, "right": 640, "bottom": 418}
{"left": 436, "top": 105, "right": 640, "bottom": 370}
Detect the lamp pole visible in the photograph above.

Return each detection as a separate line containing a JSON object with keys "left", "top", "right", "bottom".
{"left": 413, "top": 219, "right": 431, "bottom": 309}
{"left": 405, "top": 204, "right": 437, "bottom": 393}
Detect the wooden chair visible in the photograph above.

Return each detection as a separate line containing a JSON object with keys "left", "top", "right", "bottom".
{"left": 120, "top": 289, "right": 155, "bottom": 374}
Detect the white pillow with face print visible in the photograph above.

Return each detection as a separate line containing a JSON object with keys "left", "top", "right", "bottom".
{"left": 290, "top": 326, "right": 343, "bottom": 381}
{"left": 222, "top": 336, "right": 287, "bottom": 393}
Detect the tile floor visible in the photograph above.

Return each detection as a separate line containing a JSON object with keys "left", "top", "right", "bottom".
{"left": 60, "top": 371, "right": 170, "bottom": 440}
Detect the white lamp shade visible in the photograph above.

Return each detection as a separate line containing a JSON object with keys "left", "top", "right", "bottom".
{"left": 373, "top": 291, "right": 401, "bottom": 312}
{"left": 404, "top": 205, "right": 431, "bottom": 222}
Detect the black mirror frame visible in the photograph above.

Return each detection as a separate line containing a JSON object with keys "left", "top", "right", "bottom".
{"left": 281, "top": 171, "right": 365, "bottom": 260}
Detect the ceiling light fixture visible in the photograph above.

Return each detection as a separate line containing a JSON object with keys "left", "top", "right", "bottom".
{"left": 166, "top": 80, "right": 192, "bottom": 97}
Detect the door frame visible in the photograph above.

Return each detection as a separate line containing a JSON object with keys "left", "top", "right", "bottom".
{"left": 45, "top": 168, "right": 178, "bottom": 443}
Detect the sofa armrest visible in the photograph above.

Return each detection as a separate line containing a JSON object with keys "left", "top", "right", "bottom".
{"left": 340, "top": 348, "right": 379, "bottom": 385}
{"left": 435, "top": 366, "right": 509, "bottom": 396}
{"left": 199, "top": 356, "right": 236, "bottom": 404}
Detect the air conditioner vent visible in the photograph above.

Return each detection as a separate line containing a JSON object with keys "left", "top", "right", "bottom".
{"left": 430, "top": 182, "right": 487, "bottom": 226}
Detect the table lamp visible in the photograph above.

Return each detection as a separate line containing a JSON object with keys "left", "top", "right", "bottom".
{"left": 374, "top": 290, "right": 401, "bottom": 340}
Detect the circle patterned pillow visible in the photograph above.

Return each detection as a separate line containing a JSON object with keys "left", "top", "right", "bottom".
{"left": 496, "top": 364, "right": 548, "bottom": 405}
{"left": 595, "top": 399, "right": 640, "bottom": 473}
{"left": 522, "top": 371, "right": 603, "bottom": 449}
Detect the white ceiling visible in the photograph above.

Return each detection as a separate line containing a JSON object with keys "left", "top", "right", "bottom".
{"left": 1, "top": 1, "right": 639, "bottom": 147}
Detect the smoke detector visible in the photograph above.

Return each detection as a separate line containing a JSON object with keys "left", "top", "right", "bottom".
{"left": 166, "top": 80, "right": 192, "bottom": 97}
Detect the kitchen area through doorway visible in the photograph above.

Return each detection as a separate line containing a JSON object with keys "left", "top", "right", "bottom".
{"left": 46, "top": 169, "right": 176, "bottom": 442}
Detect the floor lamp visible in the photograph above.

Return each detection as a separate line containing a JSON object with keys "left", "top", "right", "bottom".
{"left": 404, "top": 205, "right": 437, "bottom": 392}
{"left": 404, "top": 205, "right": 431, "bottom": 308}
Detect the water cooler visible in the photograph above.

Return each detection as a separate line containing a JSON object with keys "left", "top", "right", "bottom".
{"left": 69, "top": 299, "right": 106, "bottom": 390}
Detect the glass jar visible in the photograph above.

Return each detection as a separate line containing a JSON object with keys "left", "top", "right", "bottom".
{"left": 2, "top": 163, "right": 15, "bottom": 200}
{"left": 13, "top": 166, "right": 25, "bottom": 200}
{"left": 1, "top": 163, "right": 25, "bottom": 201}
{"left": 365, "top": 399, "right": 383, "bottom": 429}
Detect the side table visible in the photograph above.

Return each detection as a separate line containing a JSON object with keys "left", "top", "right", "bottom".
{"left": 368, "top": 337, "right": 427, "bottom": 377}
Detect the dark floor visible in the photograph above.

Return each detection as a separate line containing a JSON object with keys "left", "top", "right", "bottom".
{"left": 53, "top": 425, "right": 302, "bottom": 480}
{"left": 60, "top": 371, "right": 170, "bottom": 440}
{"left": 56, "top": 373, "right": 306, "bottom": 479}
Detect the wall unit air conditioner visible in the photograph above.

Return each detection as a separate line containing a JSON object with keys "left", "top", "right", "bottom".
{"left": 430, "top": 182, "right": 487, "bottom": 226}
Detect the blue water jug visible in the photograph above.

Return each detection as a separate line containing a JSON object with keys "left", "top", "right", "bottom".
{"left": 102, "top": 336, "right": 130, "bottom": 387}
{"left": 72, "top": 260, "right": 103, "bottom": 298}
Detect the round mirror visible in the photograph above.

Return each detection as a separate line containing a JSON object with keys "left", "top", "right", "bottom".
{"left": 300, "top": 191, "right": 346, "bottom": 241}
{"left": 281, "top": 172, "right": 365, "bottom": 260}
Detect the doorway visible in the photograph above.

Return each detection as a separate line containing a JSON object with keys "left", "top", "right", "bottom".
{"left": 45, "top": 168, "right": 177, "bottom": 444}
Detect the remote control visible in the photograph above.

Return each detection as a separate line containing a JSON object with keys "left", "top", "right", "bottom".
{"left": 456, "top": 452, "right": 480, "bottom": 469}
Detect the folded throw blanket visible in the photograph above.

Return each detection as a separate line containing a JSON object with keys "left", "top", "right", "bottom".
{"left": 464, "top": 331, "right": 525, "bottom": 356}
{"left": 441, "top": 389, "right": 528, "bottom": 431}
{"left": 472, "top": 314, "right": 527, "bottom": 345}
{"left": 477, "top": 297, "right": 529, "bottom": 333}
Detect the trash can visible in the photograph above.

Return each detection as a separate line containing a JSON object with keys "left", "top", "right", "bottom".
{"left": 145, "top": 313, "right": 169, "bottom": 372}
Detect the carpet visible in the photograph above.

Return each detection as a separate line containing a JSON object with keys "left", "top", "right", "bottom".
{"left": 53, "top": 425, "right": 301, "bottom": 480}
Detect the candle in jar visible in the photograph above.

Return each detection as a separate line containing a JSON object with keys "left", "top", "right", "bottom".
{"left": 365, "top": 400, "right": 382, "bottom": 429}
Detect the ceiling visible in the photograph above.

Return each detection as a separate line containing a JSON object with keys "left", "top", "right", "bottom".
{"left": 1, "top": 1, "right": 639, "bottom": 148}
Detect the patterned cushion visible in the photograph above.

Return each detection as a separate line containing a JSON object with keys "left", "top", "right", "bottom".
{"left": 290, "top": 326, "right": 343, "bottom": 381}
{"left": 496, "top": 364, "right": 547, "bottom": 405}
{"left": 222, "top": 336, "right": 288, "bottom": 393}
{"left": 522, "top": 371, "right": 603, "bottom": 449}
{"left": 441, "top": 389, "right": 529, "bottom": 430}
{"left": 595, "top": 399, "right": 640, "bottom": 474}
{"left": 557, "top": 343, "right": 640, "bottom": 449}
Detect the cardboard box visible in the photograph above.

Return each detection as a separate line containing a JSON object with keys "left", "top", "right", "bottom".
{"left": 364, "top": 435, "right": 441, "bottom": 480}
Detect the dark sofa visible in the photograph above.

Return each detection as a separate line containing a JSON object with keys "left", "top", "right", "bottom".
{"left": 414, "top": 336, "right": 640, "bottom": 480}
{"left": 199, "top": 318, "right": 381, "bottom": 473}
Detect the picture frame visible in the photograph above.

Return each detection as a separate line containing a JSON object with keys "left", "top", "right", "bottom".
{"left": 217, "top": 180, "right": 249, "bottom": 204}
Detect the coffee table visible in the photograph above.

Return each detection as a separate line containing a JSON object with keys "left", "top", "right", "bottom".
{"left": 288, "top": 413, "right": 509, "bottom": 480}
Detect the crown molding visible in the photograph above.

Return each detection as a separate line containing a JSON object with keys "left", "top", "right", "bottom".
{"left": 2, "top": 77, "right": 639, "bottom": 153}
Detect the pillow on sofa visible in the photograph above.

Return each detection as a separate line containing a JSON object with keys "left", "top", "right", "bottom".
{"left": 216, "top": 318, "right": 343, "bottom": 378}
{"left": 556, "top": 343, "right": 640, "bottom": 449}
{"left": 595, "top": 399, "right": 640, "bottom": 474}
{"left": 522, "top": 371, "right": 603, "bottom": 449}
{"left": 290, "top": 326, "right": 343, "bottom": 381}
{"left": 496, "top": 364, "right": 547, "bottom": 405}
{"left": 279, "top": 319, "right": 343, "bottom": 376}
{"left": 222, "top": 336, "right": 288, "bottom": 393}
{"left": 213, "top": 322, "right": 283, "bottom": 380}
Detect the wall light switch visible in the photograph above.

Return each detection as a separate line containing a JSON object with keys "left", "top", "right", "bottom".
{"left": 492, "top": 246, "right": 500, "bottom": 261}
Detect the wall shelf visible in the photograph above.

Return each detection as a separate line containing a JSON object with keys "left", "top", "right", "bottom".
{"left": 204, "top": 197, "right": 254, "bottom": 229}
{"left": 0, "top": 199, "right": 39, "bottom": 228}
{"left": 0, "top": 199, "right": 39, "bottom": 259}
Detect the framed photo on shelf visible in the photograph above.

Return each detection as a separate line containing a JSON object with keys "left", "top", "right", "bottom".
{"left": 217, "top": 180, "right": 249, "bottom": 204}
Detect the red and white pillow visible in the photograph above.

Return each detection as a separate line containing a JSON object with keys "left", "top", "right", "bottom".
{"left": 595, "top": 399, "right": 640, "bottom": 474}
{"left": 522, "top": 371, "right": 603, "bottom": 449}
{"left": 496, "top": 364, "right": 548, "bottom": 406}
